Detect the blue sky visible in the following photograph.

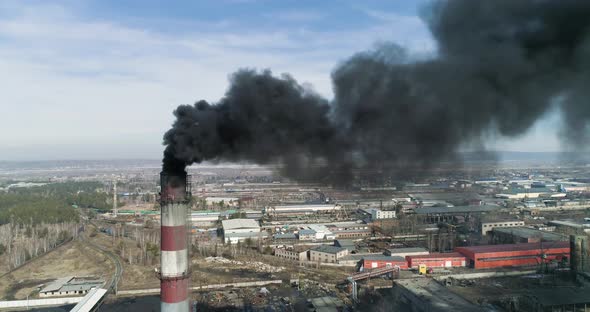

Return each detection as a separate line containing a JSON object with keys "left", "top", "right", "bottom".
{"left": 0, "top": 0, "right": 560, "bottom": 161}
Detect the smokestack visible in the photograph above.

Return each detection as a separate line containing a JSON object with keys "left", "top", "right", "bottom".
{"left": 163, "top": 1, "right": 590, "bottom": 185}
{"left": 159, "top": 171, "right": 190, "bottom": 311}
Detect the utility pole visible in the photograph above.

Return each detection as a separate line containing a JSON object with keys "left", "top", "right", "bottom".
{"left": 113, "top": 180, "right": 118, "bottom": 217}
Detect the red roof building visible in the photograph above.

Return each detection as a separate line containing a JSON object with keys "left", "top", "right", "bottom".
{"left": 362, "top": 256, "right": 408, "bottom": 270}
{"left": 406, "top": 252, "right": 467, "bottom": 268}
{"left": 455, "top": 242, "right": 570, "bottom": 269}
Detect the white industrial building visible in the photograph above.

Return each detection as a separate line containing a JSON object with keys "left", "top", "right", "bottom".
{"left": 221, "top": 219, "right": 261, "bottom": 244}
{"left": 495, "top": 188, "right": 566, "bottom": 199}
{"left": 307, "top": 224, "right": 336, "bottom": 240}
{"left": 40, "top": 277, "right": 104, "bottom": 298}
{"left": 369, "top": 208, "right": 396, "bottom": 220}
{"left": 481, "top": 220, "right": 525, "bottom": 235}
{"left": 206, "top": 197, "right": 240, "bottom": 207}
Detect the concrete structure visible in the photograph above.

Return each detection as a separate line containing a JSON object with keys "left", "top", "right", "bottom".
{"left": 414, "top": 205, "right": 503, "bottom": 223}
{"left": 0, "top": 297, "right": 84, "bottom": 310}
{"left": 394, "top": 278, "right": 483, "bottom": 312}
{"left": 522, "top": 287, "right": 590, "bottom": 311}
{"left": 361, "top": 255, "right": 408, "bottom": 270}
{"left": 273, "top": 232, "right": 297, "bottom": 240}
{"left": 481, "top": 220, "right": 525, "bottom": 235}
{"left": 205, "top": 197, "right": 239, "bottom": 207}
{"left": 406, "top": 253, "right": 467, "bottom": 268}
{"left": 549, "top": 220, "right": 590, "bottom": 234}
{"left": 159, "top": 172, "right": 190, "bottom": 312}
{"left": 492, "top": 227, "right": 568, "bottom": 244}
{"left": 273, "top": 247, "right": 308, "bottom": 262}
{"left": 189, "top": 211, "right": 220, "bottom": 227}
{"left": 495, "top": 187, "right": 566, "bottom": 199}
{"left": 298, "top": 229, "right": 316, "bottom": 241}
{"left": 331, "top": 228, "right": 371, "bottom": 239}
{"left": 222, "top": 218, "right": 261, "bottom": 243}
{"left": 40, "top": 277, "right": 104, "bottom": 298}
{"left": 334, "top": 239, "right": 356, "bottom": 252}
{"left": 384, "top": 247, "right": 429, "bottom": 258}
{"left": 366, "top": 208, "right": 396, "bottom": 220}
{"left": 455, "top": 241, "right": 570, "bottom": 269}
{"left": 571, "top": 235, "right": 589, "bottom": 273}
{"left": 309, "top": 296, "right": 345, "bottom": 312}
{"left": 70, "top": 288, "right": 108, "bottom": 312}
{"left": 310, "top": 245, "right": 349, "bottom": 264}
{"left": 307, "top": 224, "right": 335, "bottom": 240}
{"left": 267, "top": 204, "right": 341, "bottom": 216}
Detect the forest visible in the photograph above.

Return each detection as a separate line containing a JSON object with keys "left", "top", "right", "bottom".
{"left": 0, "top": 181, "right": 113, "bottom": 224}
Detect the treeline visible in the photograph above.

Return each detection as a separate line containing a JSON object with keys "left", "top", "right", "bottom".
{"left": 0, "top": 222, "right": 80, "bottom": 270}
{"left": 0, "top": 181, "right": 113, "bottom": 224}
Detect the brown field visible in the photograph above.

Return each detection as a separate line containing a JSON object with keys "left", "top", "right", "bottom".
{"left": 0, "top": 241, "right": 113, "bottom": 300}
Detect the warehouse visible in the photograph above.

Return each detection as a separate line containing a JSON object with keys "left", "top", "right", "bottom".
{"left": 310, "top": 245, "right": 349, "bottom": 264}
{"left": 455, "top": 241, "right": 570, "bottom": 269}
{"left": 384, "top": 247, "right": 429, "bottom": 258}
{"left": 414, "top": 205, "right": 503, "bottom": 223}
{"left": 481, "top": 220, "right": 525, "bottom": 235}
{"left": 406, "top": 252, "right": 466, "bottom": 268}
{"left": 222, "top": 218, "right": 261, "bottom": 243}
{"left": 40, "top": 276, "right": 104, "bottom": 297}
{"left": 361, "top": 255, "right": 408, "bottom": 270}
{"left": 491, "top": 227, "right": 568, "bottom": 244}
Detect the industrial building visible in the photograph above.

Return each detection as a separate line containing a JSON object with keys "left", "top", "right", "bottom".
{"left": 384, "top": 247, "right": 429, "bottom": 258}
{"left": 406, "top": 253, "right": 467, "bottom": 268}
{"left": 481, "top": 220, "right": 526, "bottom": 235}
{"left": 297, "top": 229, "right": 316, "bottom": 240}
{"left": 549, "top": 220, "right": 590, "bottom": 234}
{"left": 310, "top": 245, "right": 349, "bottom": 264}
{"left": 413, "top": 205, "right": 503, "bottom": 223}
{"left": 455, "top": 242, "right": 570, "bottom": 269}
{"left": 221, "top": 218, "right": 262, "bottom": 244}
{"left": 361, "top": 255, "right": 408, "bottom": 270}
{"left": 363, "top": 208, "right": 396, "bottom": 220}
{"left": 266, "top": 204, "right": 341, "bottom": 216}
{"left": 273, "top": 247, "right": 308, "bottom": 262}
{"left": 40, "top": 277, "right": 104, "bottom": 298}
{"left": 495, "top": 187, "right": 566, "bottom": 199}
{"left": 491, "top": 227, "right": 568, "bottom": 244}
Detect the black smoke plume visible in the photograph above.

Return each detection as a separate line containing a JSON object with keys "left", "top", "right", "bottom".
{"left": 163, "top": 0, "right": 590, "bottom": 183}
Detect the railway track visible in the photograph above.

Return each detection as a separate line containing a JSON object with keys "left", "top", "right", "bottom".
{"left": 80, "top": 223, "right": 123, "bottom": 294}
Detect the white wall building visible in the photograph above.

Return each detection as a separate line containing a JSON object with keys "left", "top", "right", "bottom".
{"left": 222, "top": 219, "right": 261, "bottom": 243}
{"left": 481, "top": 220, "right": 525, "bottom": 235}
{"left": 369, "top": 209, "right": 396, "bottom": 220}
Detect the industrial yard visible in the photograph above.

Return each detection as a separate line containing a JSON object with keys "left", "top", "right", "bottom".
{"left": 3, "top": 2, "right": 590, "bottom": 311}
{"left": 2, "top": 158, "right": 590, "bottom": 311}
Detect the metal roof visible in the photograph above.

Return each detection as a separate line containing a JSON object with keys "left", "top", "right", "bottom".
{"left": 493, "top": 227, "right": 568, "bottom": 241}
{"left": 414, "top": 205, "right": 502, "bottom": 215}
{"left": 41, "top": 276, "right": 73, "bottom": 293}
{"left": 362, "top": 255, "right": 406, "bottom": 262}
{"left": 456, "top": 241, "right": 570, "bottom": 254}
{"left": 407, "top": 252, "right": 465, "bottom": 259}
{"left": 221, "top": 218, "right": 260, "bottom": 230}
{"left": 311, "top": 245, "right": 346, "bottom": 254}
{"left": 299, "top": 229, "right": 316, "bottom": 235}
{"left": 387, "top": 247, "right": 429, "bottom": 253}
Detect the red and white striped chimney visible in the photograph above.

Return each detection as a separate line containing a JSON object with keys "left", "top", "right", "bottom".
{"left": 159, "top": 172, "right": 190, "bottom": 312}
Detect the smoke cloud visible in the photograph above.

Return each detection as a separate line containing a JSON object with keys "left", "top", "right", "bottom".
{"left": 163, "top": 0, "right": 590, "bottom": 184}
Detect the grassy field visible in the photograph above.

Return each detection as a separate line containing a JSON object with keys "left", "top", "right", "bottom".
{"left": 0, "top": 241, "right": 113, "bottom": 300}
